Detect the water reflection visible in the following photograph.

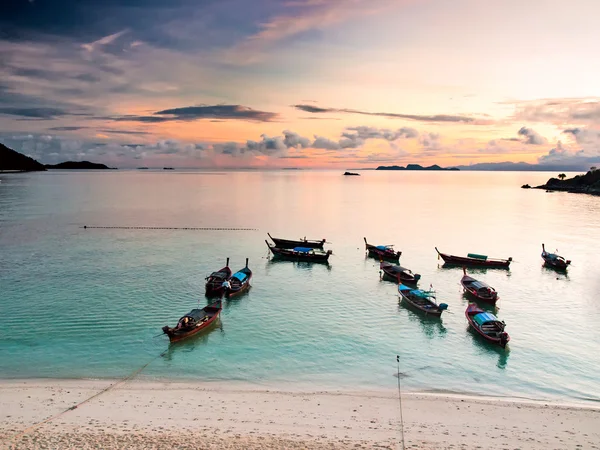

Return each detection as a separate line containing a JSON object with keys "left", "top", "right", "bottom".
{"left": 467, "top": 326, "right": 510, "bottom": 369}
{"left": 541, "top": 264, "right": 570, "bottom": 279}
{"left": 400, "top": 301, "right": 448, "bottom": 338}
{"left": 438, "top": 263, "right": 511, "bottom": 274}
{"left": 161, "top": 321, "right": 223, "bottom": 361}
{"left": 461, "top": 293, "right": 499, "bottom": 313}
{"left": 265, "top": 257, "right": 332, "bottom": 271}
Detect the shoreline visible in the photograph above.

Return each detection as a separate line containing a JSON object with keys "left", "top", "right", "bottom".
{"left": 2, "top": 379, "right": 599, "bottom": 449}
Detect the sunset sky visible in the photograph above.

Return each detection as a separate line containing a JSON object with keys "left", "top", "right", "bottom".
{"left": 1, "top": 0, "right": 600, "bottom": 168}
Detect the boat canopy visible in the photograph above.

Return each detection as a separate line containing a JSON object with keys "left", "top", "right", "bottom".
{"left": 209, "top": 271, "right": 227, "bottom": 278}
{"left": 471, "top": 280, "right": 490, "bottom": 290}
{"left": 183, "top": 309, "right": 205, "bottom": 321}
{"left": 411, "top": 289, "right": 433, "bottom": 298}
{"left": 473, "top": 312, "right": 498, "bottom": 325}
{"left": 398, "top": 284, "right": 412, "bottom": 292}
{"left": 293, "top": 247, "right": 313, "bottom": 253}
{"left": 467, "top": 253, "right": 488, "bottom": 260}
{"left": 376, "top": 245, "right": 391, "bottom": 251}
{"left": 232, "top": 271, "right": 248, "bottom": 282}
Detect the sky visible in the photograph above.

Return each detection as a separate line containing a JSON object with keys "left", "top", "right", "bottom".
{"left": 1, "top": 0, "right": 600, "bottom": 169}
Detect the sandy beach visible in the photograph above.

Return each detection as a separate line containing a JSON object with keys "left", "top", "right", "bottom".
{"left": 1, "top": 379, "right": 598, "bottom": 449}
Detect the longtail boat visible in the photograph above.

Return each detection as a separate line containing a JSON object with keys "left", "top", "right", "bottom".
{"left": 541, "top": 243, "right": 570, "bottom": 270}
{"left": 224, "top": 258, "right": 252, "bottom": 298}
{"left": 162, "top": 300, "right": 222, "bottom": 343}
{"left": 461, "top": 268, "right": 498, "bottom": 304}
{"left": 364, "top": 237, "right": 401, "bottom": 261}
{"left": 267, "top": 233, "right": 325, "bottom": 249}
{"left": 205, "top": 258, "right": 232, "bottom": 297}
{"left": 465, "top": 303, "right": 509, "bottom": 348}
{"left": 435, "top": 247, "right": 512, "bottom": 268}
{"left": 266, "top": 240, "right": 332, "bottom": 263}
{"left": 398, "top": 284, "right": 448, "bottom": 316}
{"left": 380, "top": 261, "right": 421, "bottom": 284}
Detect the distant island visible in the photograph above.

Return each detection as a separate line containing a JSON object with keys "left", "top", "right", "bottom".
{"left": 45, "top": 161, "right": 113, "bottom": 170}
{"left": 343, "top": 171, "right": 360, "bottom": 176}
{"left": 0, "top": 143, "right": 46, "bottom": 172}
{"left": 534, "top": 168, "right": 600, "bottom": 196}
{"left": 376, "top": 164, "right": 459, "bottom": 171}
{"left": 137, "top": 167, "right": 149, "bottom": 170}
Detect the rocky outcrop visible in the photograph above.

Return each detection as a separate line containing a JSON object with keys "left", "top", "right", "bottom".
{"left": 0, "top": 143, "right": 47, "bottom": 172}
{"left": 534, "top": 169, "right": 600, "bottom": 196}
{"left": 45, "top": 161, "right": 113, "bottom": 169}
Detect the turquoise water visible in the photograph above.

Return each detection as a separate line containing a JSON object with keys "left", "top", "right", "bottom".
{"left": 1, "top": 170, "right": 599, "bottom": 403}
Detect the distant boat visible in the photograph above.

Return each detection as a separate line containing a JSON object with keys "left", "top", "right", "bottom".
{"left": 163, "top": 167, "right": 174, "bottom": 170}
{"left": 343, "top": 171, "right": 360, "bottom": 176}
{"left": 398, "top": 284, "right": 447, "bottom": 316}
{"left": 465, "top": 303, "right": 509, "bottom": 348}
{"left": 266, "top": 240, "right": 332, "bottom": 263}
{"left": 267, "top": 232, "right": 326, "bottom": 249}
{"left": 380, "top": 261, "right": 420, "bottom": 284}
{"left": 364, "top": 237, "right": 401, "bottom": 261}
{"left": 435, "top": 247, "right": 512, "bottom": 268}
{"left": 205, "top": 258, "right": 232, "bottom": 297}
{"left": 137, "top": 167, "right": 149, "bottom": 170}
{"left": 460, "top": 268, "right": 498, "bottom": 304}
{"left": 541, "top": 243, "right": 571, "bottom": 270}
{"left": 162, "top": 300, "right": 222, "bottom": 343}
{"left": 224, "top": 258, "right": 252, "bottom": 298}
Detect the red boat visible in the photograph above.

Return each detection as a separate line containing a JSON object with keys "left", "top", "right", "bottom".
{"left": 465, "top": 303, "right": 509, "bottom": 348}
{"left": 266, "top": 241, "right": 332, "bottom": 263}
{"left": 364, "top": 237, "right": 401, "bottom": 261}
{"left": 162, "top": 300, "right": 222, "bottom": 343}
{"left": 224, "top": 258, "right": 252, "bottom": 298}
{"left": 435, "top": 247, "right": 512, "bottom": 268}
{"left": 541, "top": 243, "right": 571, "bottom": 270}
{"left": 461, "top": 268, "right": 498, "bottom": 304}
{"left": 205, "top": 258, "right": 232, "bottom": 297}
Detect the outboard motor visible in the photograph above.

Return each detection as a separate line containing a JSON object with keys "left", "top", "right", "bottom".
{"left": 500, "top": 332, "right": 509, "bottom": 348}
{"left": 438, "top": 303, "right": 449, "bottom": 311}
{"left": 162, "top": 325, "right": 170, "bottom": 335}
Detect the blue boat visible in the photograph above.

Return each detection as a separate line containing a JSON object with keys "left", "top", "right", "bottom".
{"left": 266, "top": 240, "right": 332, "bottom": 263}
{"left": 398, "top": 284, "right": 448, "bottom": 316}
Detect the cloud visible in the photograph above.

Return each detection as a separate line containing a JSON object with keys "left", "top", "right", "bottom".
{"left": 419, "top": 132, "right": 441, "bottom": 150}
{"left": 513, "top": 98, "right": 600, "bottom": 126}
{"left": 517, "top": 126, "right": 547, "bottom": 145}
{"left": 293, "top": 104, "right": 484, "bottom": 123}
{"left": 110, "top": 105, "right": 279, "bottom": 123}
{"left": 477, "top": 140, "right": 511, "bottom": 154}
{"left": 0, "top": 107, "right": 71, "bottom": 119}
{"left": 538, "top": 140, "right": 600, "bottom": 166}
{"left": 47, "top": 126, "right": 88, "bottom": 131}
{"left": 81, "top": 29, "right": 130, "bottom": 53}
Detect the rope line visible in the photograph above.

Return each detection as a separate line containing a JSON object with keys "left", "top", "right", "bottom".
{"left": 81, "top": 226, "right": 257, "bottom": 231}
{"left": 5, "top": 349, "right": 168, "bottom": 446}
{"left": 396, "top": 355, "right": 406, "bottom": 450}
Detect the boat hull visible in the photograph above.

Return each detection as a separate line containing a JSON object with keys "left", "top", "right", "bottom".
{"left": 380, "top": 262, "right": 420, "bottom": 284}
{"left": 436, "top": 248, "right": 511, "bottom": 268}
{"left": 163, "top": 301, "right": 222, "bottom": 343}
{"left": 465, "top": 304, "right": 509, "bottom": 348}
{"left": 398, "top": 289, "right": 444, "bottom": 317}
{"left": 268, "top": 233, "right": 325, "bottom": 249}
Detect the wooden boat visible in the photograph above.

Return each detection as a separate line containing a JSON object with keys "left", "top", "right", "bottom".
{"left": 380, "top": 261, "right": 420, "bottom": 284}
{"left": 465, "top": 303, "right": 509, "bottom": 348}
{"left": 223, "top": 258, "right": 252, "bottom": 298}
{"left": 541, "top": 243, "right": 571, "bottom": 270}
{"left": 364, "top": 237, "right": 401, "bottom": 261}
{"left": 460, "top": 267, "right": 498, "bottom": 304}
{"left": 435, "top": 247, "right": 512, "bottom": 268}
{"left": 205, "top": 258, "right": 232, "bottom": 297}
{"left": 267, "top": 232, "right": 325, "bottom": 249}
{"left": 162, "top": 300, "right": 222, "bottom": 343}
{"left": 266, "top": 241, "right": 332, "bottom": 263}
{"left": 398, "top": 284, "right": 448, "bottom": 316}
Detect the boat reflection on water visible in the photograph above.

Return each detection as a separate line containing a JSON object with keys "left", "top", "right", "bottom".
{"left": 461, "top": 292, "right": 499, "bottom": 313}
{"left": 265, "top": 257, "right": 332, "bottom": 272}
{"left": 541, "top": 264, "right": 570, "bottom": 280}
{"left": 399, "top": 303, "right": 448, "bottom": 338}
{"left": 161, "top": 321, "right": 223, "bottom": 362}
{"left": 467, "top": 326, "right": 510, "bottom": 369}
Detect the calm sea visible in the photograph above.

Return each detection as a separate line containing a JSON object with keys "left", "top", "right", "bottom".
{"left": 1, "top": 170, "right": 599, "bottom": 403}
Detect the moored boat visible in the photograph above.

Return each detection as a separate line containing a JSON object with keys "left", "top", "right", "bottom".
{"left": 266, "top": 241, "right": 332, "bottom": 263}
{"left": 162, "top": 300, "right": 222, "bottom": 343}
{"left": 465, "top": 303, "right": 509, "bottom": 348}
{"left": 435, "top": 247, "right": 512, "bottom": 268}
{"left": 460, "top": 268, "right": 498, "bottom": 304}
{"left": 398, "top": 284, "right": 448, "bottom": 316}
{"left": 380, "top": 261, "right": 421, "bottom": 284}
{"left": 541, "top": 243, "right": 570, "bottom": 270}
{"left": 205, "top": 258, "right": 232, "bottom": 297}
{"left": 364, "top": 237, "right": 401, "bottom": 261}
{"left": 224, "top": 258, "right": 252, "bottom": 298}
{"left": 267, "top": 233, "right": 325, "bottom": 249}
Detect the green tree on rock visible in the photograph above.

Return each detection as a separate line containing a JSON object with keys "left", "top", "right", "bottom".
{"left": 558, "top": 173, "right": 566, "bottom": 180}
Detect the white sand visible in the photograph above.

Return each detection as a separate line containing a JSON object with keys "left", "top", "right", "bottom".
{"left": 1, "top": 379, "right": 599, "bottom": 449}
